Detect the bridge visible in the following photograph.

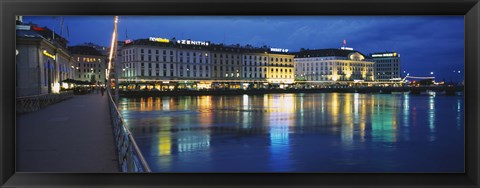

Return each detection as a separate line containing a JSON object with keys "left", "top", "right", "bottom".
{"left": 16, "top": 88, "right": 150, "bottom": 172}
{"left": 16, "top": 16, "right": 150, "bottom": 173}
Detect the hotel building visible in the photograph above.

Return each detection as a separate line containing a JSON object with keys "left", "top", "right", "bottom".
{"left": 210, "top": 44, "right": 243, "bottom": 89}
{"left": 69, "top": 45, "right": 107, "bottom": 84}
{"left": 369, "top": 52, "right": 401, "bottom": 82}
{"left": 294, "top": 48, "right": 375, "bottom": 84}
{"left": 175, "top": 43, "right": 211, "bottom": 89}
{"left": 119, "top": 37, "right": 294, "bottom": 90}
{"left": 266, "top": 52, "right": 295, "bottom": 85}
{"left": 241, "top": 49, "right": 269, "bottom": 88}
{"left": 120, "top": 38, "right": 179, "bottom": 90}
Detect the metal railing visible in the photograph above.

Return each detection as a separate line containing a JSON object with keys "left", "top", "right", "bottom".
{"left": 107, "top": 89, "right": 151, "bottom": 172}
{"left": 16, "top": 91, "right": 74, "bottom": 113}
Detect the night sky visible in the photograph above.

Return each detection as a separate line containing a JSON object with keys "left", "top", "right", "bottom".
{"left": 22, "top": 16, "right": 464, "bottom": 82}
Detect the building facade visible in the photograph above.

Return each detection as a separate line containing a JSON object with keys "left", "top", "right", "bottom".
{"left": 294, "top": 48, "right": 375, "bottom": 84}
{"left": 266, "top": 53, "right": 295, "bottom": 85}
{"left": 119, "top": 38, "right": 295, "bottom": 90}
{"left": 120, "top": 39, "right": 179, "bottom": 83}
{"left": 16, "top": 24, "right": 75, "bottom": 96}
{"left": 210, "top": 44, "right": 243, "bottom": 89}
{"left": 369, "top": 52, "right": 401, "bottom": 82}
{"left": 69, "top": 46, "right": 107, "bottom": 84}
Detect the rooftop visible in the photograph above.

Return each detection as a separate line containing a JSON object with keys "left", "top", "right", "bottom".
{"left": 122, "top": 38, "right": 290, "bottom": 54}
{"left": 293, "top": 48, "right": 367, "bottom": 58}
{"left": 68, "top": 45, "right": 104, "bottom": 56}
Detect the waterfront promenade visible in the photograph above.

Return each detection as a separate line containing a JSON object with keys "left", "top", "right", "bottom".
{"left": 16, "top": 91, "right": 119, "bottom": 172}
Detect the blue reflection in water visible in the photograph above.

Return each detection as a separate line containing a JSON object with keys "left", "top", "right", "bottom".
{"left": 428, "top": 96, "right": 436, "bottom": 142}
{"left": 119, "top": 93, "right": 464, "bottom": 172}
{"left": 269, "top": 126, "right": 291, "bottom": 171}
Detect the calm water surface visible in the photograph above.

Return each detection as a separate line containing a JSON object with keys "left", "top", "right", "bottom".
{"left": 118, "top": 93, "right": 464, "bottom": 172}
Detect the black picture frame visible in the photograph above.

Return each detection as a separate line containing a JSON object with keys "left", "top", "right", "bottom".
{"left": 1, "top": 0, "right": 479, "bottom": 187}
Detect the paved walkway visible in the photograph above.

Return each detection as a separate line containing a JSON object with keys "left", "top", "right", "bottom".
{"left": 16, "top": 91, "right": 119, "bottom": 172}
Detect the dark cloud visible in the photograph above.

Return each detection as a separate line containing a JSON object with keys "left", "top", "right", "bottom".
{"left": 22, "top": 16, "right": 464, "bottom": 82}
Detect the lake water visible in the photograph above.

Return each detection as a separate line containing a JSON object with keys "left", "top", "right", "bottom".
{"left": 118, "top": 93, "right": 464, "bottom": 172}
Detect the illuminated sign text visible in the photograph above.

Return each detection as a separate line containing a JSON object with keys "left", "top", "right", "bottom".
{"left": 176, "top": 39, "right": 209, "bottom": 46}
{"left": 371, "top": 52, "right": 398, "bottom": 58}
{"left": 43, "top": 50, "right": 56, "bottom": 60}
{"left": 149, "top": 37, "right": 170, "bottom": 43}
{"left": 270, "top": 48, "right": 289, "bottom": 53}
{"left": 341, "top": 47, "right": 354, "bottom": 50}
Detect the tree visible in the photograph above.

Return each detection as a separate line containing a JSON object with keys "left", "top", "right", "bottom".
{"left": 90, "top": 75, "right": 97, "bottom": 84}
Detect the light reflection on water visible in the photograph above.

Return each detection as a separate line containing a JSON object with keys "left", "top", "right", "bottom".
{"left": 119, "top": 93, "right": 464, "bottom": 172}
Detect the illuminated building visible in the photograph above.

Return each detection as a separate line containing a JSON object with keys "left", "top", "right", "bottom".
{"left": 120, "top": 39, "right": 179, "bottom": 90}
{"left": 175, "top": 43, "right": 211, "bottom": 89}
{"left": 241, "top": 47, "right": 294, "bottom": 89}
{"left": 266, "top": 52, "right": 295, "bottom": 86}
{"left": 16, "top": 23, "right": 75, "bottom": 96}
{"left": 69, "top": 46, "right": 107, "bottom": 84}
{"left": 369, "top": 52, "right": 401, "bottom": 82}
{"left": 210, "top": 44, "right": 243, "bottom": 89}
{"left": 241, "top": 50, "right": 270, "bottom": 88}
{"left": 119, "top": 37, "right": 294, "bottom": 89}
{"left": 293, "top": 48, "right": 375, "bottom": 84}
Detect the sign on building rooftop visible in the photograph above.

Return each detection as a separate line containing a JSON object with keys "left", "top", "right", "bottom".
{"left": 371, "top": 52, "right": 398, "bottom": 58}
{"left": 149, "top": 37, "right": 170, "bottom": 43}
{"left": 270, "top": 48, "right": 289, "bottom": 53}
{"left": 176, "top": 39, "right": 209, "bottom": 46}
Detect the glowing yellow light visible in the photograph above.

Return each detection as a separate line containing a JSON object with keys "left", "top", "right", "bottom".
{"left": 62, "top": 82, "right": 69, "bottom": 89}
{"left": 346, "top": 73, "right": 352, "bottom": 79}
{"left": 158, "top": 133, "right": 171, "bottom": 156}
{"left": 43, "top": 50, "right": 56, "bottom": 60}
{"left": 52, "top": 83, "right": 60, "bottom": 93}
{"left": 149, "top": 37, "right": 169, "bottom": 43}
{"left": 332, "top": 75, "right": 338, "bottom": 81}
